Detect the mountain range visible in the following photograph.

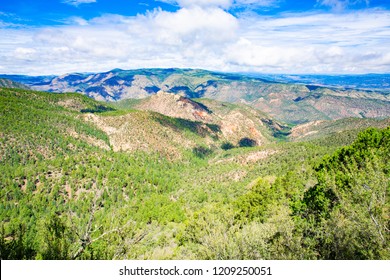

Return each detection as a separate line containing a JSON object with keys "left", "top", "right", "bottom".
{"left": 1, "top": 69, "right": 389, "bottom": 124}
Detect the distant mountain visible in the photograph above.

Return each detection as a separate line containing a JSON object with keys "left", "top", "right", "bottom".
{"left": 248, "top": 73, "right": 390, "bottom": 92}
{"left": 2, "top": 69, "right": 390, "bottom": 124}
{"left": 0, "top": 74, "right": 55, "bottom": 85}
{"left": 0, "top": 78, "right": 30, "bottom": 89}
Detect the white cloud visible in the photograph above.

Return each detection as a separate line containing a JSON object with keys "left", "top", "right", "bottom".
{"left": 157, "top": 0, "right": 279, "bottom": 9}
{"left": 156, "top": 0, "right": 233, "bottom": 8}
{"left": 0, "top": 6, "right": 389, "bottom": 75}
{"left": 151, "top": 7, "right": 238, "bottom": 43}
{"left": 317, "top": 0, "right": 370, "bottom": 12}
{"left": 179, "top": 0, "right": 232, "bottom": 8}
{"left": 233, "top": 0, "right": 279, "bottom": 8}
{"left": 13, "top": 47, "right": 37, "bottom": 60}
{"left": 229, "top": 10, "right": 390, "bottom": 73}
{"left": 62, "top": 0, "right": 97, "bottom": 7}
{"left": 68, "top": 17, "right": 89, "bottom": 26}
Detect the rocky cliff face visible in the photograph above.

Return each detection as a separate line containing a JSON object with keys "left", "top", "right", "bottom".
{"left": 117, "top": 91, "right": 283, "bottom": 147}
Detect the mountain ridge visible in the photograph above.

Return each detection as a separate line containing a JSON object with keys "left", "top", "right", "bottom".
{"left": 0, "top": 78, "right": 30, "bottom": 90}
{"left": 1, "top": 68, "right": 389, "bottom": 124}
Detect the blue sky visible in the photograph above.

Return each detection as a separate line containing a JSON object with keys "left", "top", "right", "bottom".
{"left": 1, "top": 0, "right": 389, "bottom": 75}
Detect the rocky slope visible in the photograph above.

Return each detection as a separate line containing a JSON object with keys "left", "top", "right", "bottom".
{"left": 111, "top": 91, "right": 287, "bottom": 146}
{"left": 289, "top": 118, "right": 390, "bottom": 142}
{"left": 0, "top": 78, "right": 30, "bottom": 89}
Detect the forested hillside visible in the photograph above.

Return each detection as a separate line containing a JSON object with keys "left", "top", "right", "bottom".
{"left": 0, "top": 88, "right": 388, "bottom": 260}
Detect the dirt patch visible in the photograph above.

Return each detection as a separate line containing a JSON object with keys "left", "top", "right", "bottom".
{"left": 244, "top": 150, "right": 278, "bottom": 163}
{"left": 213, "top": 149, "right": 278, "bottom": 165}
{"left": 289, "top": 120, "right": 325, "bottom": 140}
{"left": 65, "top": 184, "right": 72, "bottom": 200}
{"left": 57, "top": 99, "right": 85, "bottom": 111}
{"left": 67, "top": 127, "right": 111, "bottom": 151}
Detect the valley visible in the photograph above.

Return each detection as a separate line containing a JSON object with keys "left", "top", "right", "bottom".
{"left": 0, "top": 70, "right": 389, "bottom": 260}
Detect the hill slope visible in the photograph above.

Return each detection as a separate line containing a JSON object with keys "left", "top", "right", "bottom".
{"left": 0, "top": 78, "right": 30, "bottom": 90}
{"left": 289, "top": 118, "right": 390, "bottom": 142}
{"left": 111, "top": 91, "right": 288, "bottom": 146}
{"left": 0, "top": 88, "right": 388, "bottom": 260}
{"left": 0, "top": 88, "right": 281, "bottom": 161}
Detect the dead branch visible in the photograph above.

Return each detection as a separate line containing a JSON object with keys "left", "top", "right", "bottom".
{"left": 368, "top": 193, "right": 385, "bottom": 243}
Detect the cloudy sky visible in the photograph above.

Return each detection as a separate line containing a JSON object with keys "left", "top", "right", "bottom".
{"left": 0, "top": 0, "right": 389, "bottom": 75}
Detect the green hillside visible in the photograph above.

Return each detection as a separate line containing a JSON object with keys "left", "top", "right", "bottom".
{"left": 289, "top": 118, "right": 390, "bottom": 143}
{"left": 0, "top": 88, "right": 388, "bottom": 260}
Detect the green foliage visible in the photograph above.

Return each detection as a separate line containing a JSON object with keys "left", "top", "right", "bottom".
{"left": 220, "top": 141, "right": 235, "bottom": 150}
{"left": 300, "top": 184, "right": 338, "bottom": 220}
{"left": 192, "top": 145, "right": 213, "bottom": 159}
{"left": 266, "top": 120, "right": 292, "bottom": 140}
{"left": 80, "top": 104, "right": 115, "bottom": 114}
{"left": 109, "top": 98, "right": 143, "bottom": 110}
{"left": 133, "top": 194, "right": 186, "bottom": 224}
{"left": 297, "top": 127, "right": 390, "bottom": 259}
{"left": 36, "top": 214, "right": 72, "bottom": 260}
{"left": 234, "top": 179, "right": 276, "bottom": 222}
{"left": 0, "top": 223, "right": 35, "bottom": 260}
{"left": 154, "top": 114, "right": 221, "bottom": 137}
{"left": 238, "top": 138, "right": 257, "bottom": 147}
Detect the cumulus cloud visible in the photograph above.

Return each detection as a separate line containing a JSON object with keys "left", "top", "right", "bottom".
{"left": 62, "top": 0, "right": 97, "bottom": 7}
{"left": 228, "top": 10, "right": 390, "bottom": 73}
{"left": 0, "top": 4, "right": 389, "bottom": 75}
{"left": 151, "top": 7, "right": 238, "bottom": 43}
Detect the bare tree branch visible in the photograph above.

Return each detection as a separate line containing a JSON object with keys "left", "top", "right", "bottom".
{"left": 368, "top": 193, "right": 385, "bottom": 243}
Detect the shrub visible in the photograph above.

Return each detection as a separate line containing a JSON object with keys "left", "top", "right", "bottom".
{"left": 192, "top": 146, "right": 213, "bottom": 158}
{"left": 238, "top": 138, "right": 257, "bottom": 148}
{"left": 220, "top": 142, "right": 235, "bottom": 150}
